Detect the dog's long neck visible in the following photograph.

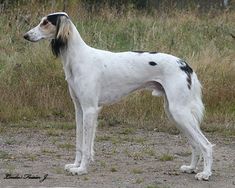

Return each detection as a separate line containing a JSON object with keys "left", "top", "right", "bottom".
{"left": 69, "top": 23, "right": 87, "bottom": 50}
{"left": 60, "top": 22, "right": 87, "bottom": 57}
{"left": 60, "top": 22, "right": 88, "bottom": 80}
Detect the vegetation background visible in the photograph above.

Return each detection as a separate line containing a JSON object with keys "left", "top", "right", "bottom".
{"left": 0, "top": 0, "right": 234, "bottom": 135}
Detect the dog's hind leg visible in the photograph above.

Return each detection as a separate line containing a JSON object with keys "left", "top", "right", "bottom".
{"left": 167, "top": 102, "right": 212, "bottom": 180}
{"left": 180, "top": 142, "right": 200, "bottom": 173}
{"left": 163, "top": 95, "right": 201, "bottom": 174}
{"left": 163, "top": 75, "right": 213, "bottom": 180}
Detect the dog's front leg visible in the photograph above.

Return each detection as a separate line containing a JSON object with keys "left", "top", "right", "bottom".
{"left": 65, "top": 87, "right": 83, "bottom": 171}
{"left": 68, "top": 107, "right": 98, "bottom": 175}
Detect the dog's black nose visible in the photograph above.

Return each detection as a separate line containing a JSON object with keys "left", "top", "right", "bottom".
{"left": 23, "top": 33, "right": 29, "bottom": 40}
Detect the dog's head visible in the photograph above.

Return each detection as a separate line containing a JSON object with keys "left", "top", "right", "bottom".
{"left": 23, "top": 12, "right": 72, "bottom": 57}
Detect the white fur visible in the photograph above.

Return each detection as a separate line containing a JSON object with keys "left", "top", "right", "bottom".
{"left": 24, "top": 12, "right": 213, "bottom": 180}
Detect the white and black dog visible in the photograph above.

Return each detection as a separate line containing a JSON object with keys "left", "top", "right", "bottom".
{"left": 24, "top": 12, "right": 213, "bottom": 180}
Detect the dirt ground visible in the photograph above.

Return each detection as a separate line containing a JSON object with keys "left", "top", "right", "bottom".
{"left": 0, "top": 123, "right": 234, "bottom": 188}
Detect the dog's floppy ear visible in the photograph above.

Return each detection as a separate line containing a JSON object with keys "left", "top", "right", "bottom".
{"left": 55, "top": 16, "right": 71, "bottom": 42}
{"left": 50, "top": 15, "right": 72, "bottom": 57}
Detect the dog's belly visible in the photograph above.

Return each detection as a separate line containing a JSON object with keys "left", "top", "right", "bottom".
{"left": 98, "top": 83, "right": 140, "bottom": 105}
{"left": 98, "top": 80, "right": 164, "bottom": 105}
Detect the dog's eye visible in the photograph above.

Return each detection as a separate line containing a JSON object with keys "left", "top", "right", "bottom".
{"left": 42, "top": 20, "right": 48, "bottom": 26}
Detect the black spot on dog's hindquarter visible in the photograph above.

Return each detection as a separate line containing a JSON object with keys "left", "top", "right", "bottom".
{"left": 132, "top": 51, "right": 158, "bottom": 54}
{"left": 186, "top": 76, "right": 192, "bottom": 89}
{"left": 132, "top": 50, "right": 146, "bottom": 54}
{"left": 177, "top": 59, "right": 193, "bottom": 89}
{"left": 149, "top": 61, "right": 157, "bottom": 66}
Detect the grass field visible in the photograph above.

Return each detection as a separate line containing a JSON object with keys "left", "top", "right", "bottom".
{"left": 0, "top": 2, "right": 234, "bottom": 134}
{"left": 0, "top": 3, "right": 235, "bottom": 187}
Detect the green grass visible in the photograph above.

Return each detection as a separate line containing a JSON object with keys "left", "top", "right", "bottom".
{"left": 0, "top": 151, "right": 10, "bottom": 159}
{"left": 118, "top": 127, "right": 135, "bottom": 135}
{"left": 0, "top": 122, "right": 75, "bottom": 131}
{"left": 22, "top": 153, "right": 38, "bottom": 161}
{"left": 46, "top": 129, "right": 63, "bottom": 137}
{"left": 0, "top": 126, "right": 6, "bottom": 134}
{"left": 132, "top": 168, "right": 144, "bottom": 174}
{"left": 159, "top": 154, "right": 174, "bottom": 162}
{"left": 52, "top": 167, "right": 64, "bottom": 174}
{"left": 57, "top": 143, "right": 75, "bottom": 150}
{"left": 83, "top": 176, "right": 89, "bottom": 181}
{"left": 126, "top": 150, "right": 144, "bottom": 160}
{"left": 135, "top": 178, "right": 144, "bottom": 184}
{"left": 96, "top": 135, "right": 111, "bottom": 142}
{"left": 110, "top": 166, "right": 118, "bottom": 172}
{"left": 144, "top": 148, "right": 156, "bottom": 157}
{"left": 145, "top": 185, "right": 162, "bottom": 188}
{"left": 99, "top": 160, "right": 107, "bottom": 168}
{"left": 41, "top": 148, "right": 56, "bottom": 155}
{"left": 5, "top": 163, "right": 16, "bottom": 174}
{"left": 4, "top": 138, "right": 15, "bottom": 145}
{"left": 0, "top": 2, "right": 234, "bottom": 135}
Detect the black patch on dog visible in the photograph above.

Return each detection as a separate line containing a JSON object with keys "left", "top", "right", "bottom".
{"left": 47, "top": 13, "right": 68, "bottom": 26}
{"left": 149, "top": 61, "right": 157, "bottom": 66}
{"left": 132, "top": 51, "right": 158, "bottom": 54}
{"left": 187, "top": 76, "right": 192, "bottom": 89}
{"left": 132, "top": 51, "right": 146, "bottom": 53}
{"left": 177, "top": 59, "right": 193, "bottom": 89}
{"left": 51, "top": 36, "right": 66, "bottom": 57}
{"left": 50, "top": 14, "right": 69, "bottom": 57}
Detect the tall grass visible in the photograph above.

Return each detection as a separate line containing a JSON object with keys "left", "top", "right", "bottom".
{"left": 0, "top": 3, "right": 234, "bottom": 129}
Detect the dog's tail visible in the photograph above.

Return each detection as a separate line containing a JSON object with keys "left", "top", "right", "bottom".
{"left": 190, "top": 72, "right": 205, "bottom": 126}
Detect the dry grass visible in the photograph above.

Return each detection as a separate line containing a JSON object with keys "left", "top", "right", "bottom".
{"left": 0, "top": 2, "right": 234, "bottom": 134}
{"left": 159, "top": 154, "right": 174, "bottom": 162}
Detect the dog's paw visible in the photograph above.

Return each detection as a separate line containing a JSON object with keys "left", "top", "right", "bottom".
{"left": 64, "top": 164, "right": 79, "bottom": 171}
{"left": 68, "top": 167, "right": 87, "bottom": 176}
{"left": 180, "top": 165, "right": 197, "bottom": 174}
{"left": 195, "top": 171, "right": 211, "bottom": 181}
